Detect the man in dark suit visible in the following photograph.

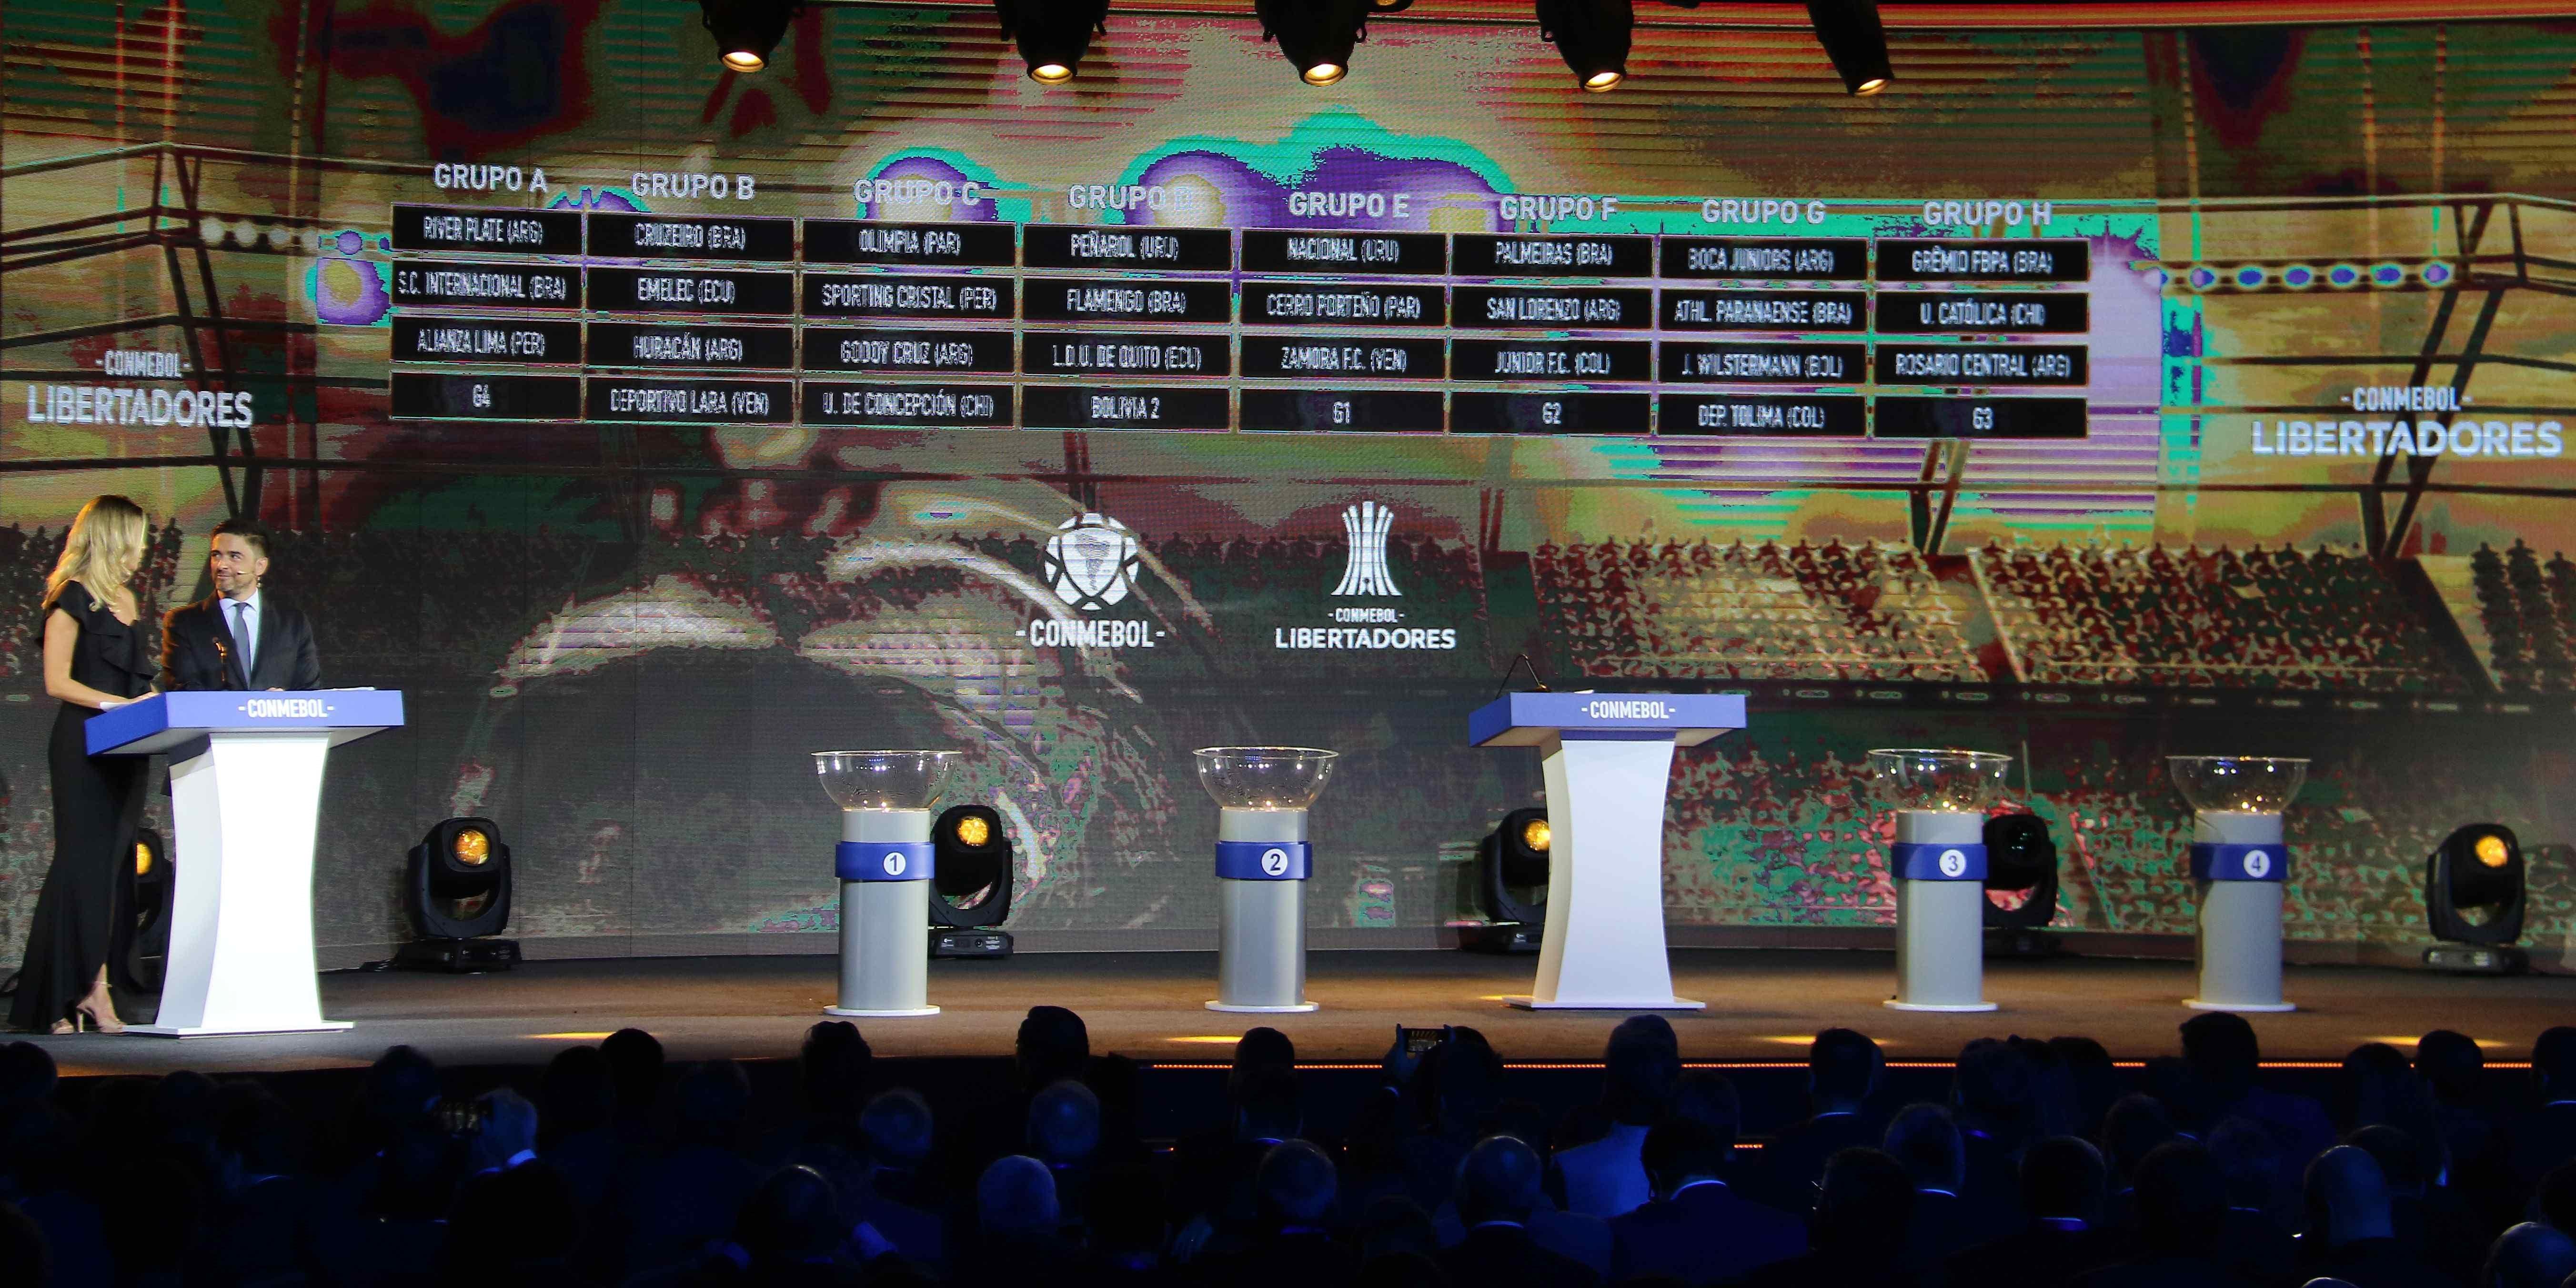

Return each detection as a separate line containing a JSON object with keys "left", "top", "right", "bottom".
{"left": 1756, "top": 1027, "right": 1885, "bottom": 1212}
{"left": 2508, "top": 1027, "right": 2576, "bottom": 1193}
{"left": 161, "top": 518, "right": 322, "bottom": 692}
{"left": 1437, "top": 1135, "right": 1600, "bottom": 1288}
{"left": 1610, "top": 1117, "right": 1804, "bottom": 1283}
{"left": 1944, "top": 1136, "right": 2119, "bottom": 1288}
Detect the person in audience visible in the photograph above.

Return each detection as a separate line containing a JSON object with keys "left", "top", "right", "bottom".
{"left": 956, "top": 1155, "right": 1088, "bottom": 1279}
{"left": 1737, "top": 1146, "right": 1921, "bottom": 1288}
{"left": 2537, "top": 1162, "right": 2576, "bottom": 1235}
{"left": 2075, "top": 1141, "right": 2249, "bottom": 1288}
{"left": 1089, "top": 1159, "right": 1172, "bottom": 1284}
{"left": 2301, "top": 1143, "right": 2466, "bottom": 1288}
{"left": 854, "top": 1089, "right": 945, "bottom": 1271}
{"left": 2051, "top": 1036, "right": 2122, "bottom": 1139}
{"left": 2355, "top": 1121, "right": 2487, "bottom": 1282}
{"left": 1439, "top": 1135, "right": 1600, "bottom": 1288}
{"left": 1885, "top": 1102, "right": 1985, "bottom": 1263}
{"left": 1610, "top": 1116, "right": 1803, "bottom": 1283}
{"left": 1758, "top": 1026, "right": 1885, "bottom": 1211}
{"left": 2207, "top": 1115, "right": 2300, "bottom": 1284}
{"left": 1358, "top": 1192, "right": 1442, "bottom": 1265}
{"left": 2483, "top": 1223, "right": 2576, "bottom": 1288}
{"left": 1028, "top": 1077, "right": 1103, "bottom": 1228}
{"left": 1945, "top": 1135, "right": 2116, "bottom": 1288}
{"left": 537, "top": 1045, "right": 623, "bottom": 1212}
{"left": 602, "top": 1026, "right": 668, "bottom": 1147}
{"left": 444, "top": 1159, "right": 582, "bottom": 1288}
{"left": 1554, "top": 1015, "right": 1680, "bottom": 1218}
{"left": 2510, "top": 1029, "right": 2576, "bottom": 1192}
{"left": 1187, "top": 1141, "right": 1355, "bottom": 1287}
{"left": 1953, "top": 1038, "right": 2037, "bottom": 1235}
{"left": 2181, "top": 1012, "right": 2337, "bottom": 1193}
{"left": 618, "top": 1060, "right": 764, "bottom": 1277}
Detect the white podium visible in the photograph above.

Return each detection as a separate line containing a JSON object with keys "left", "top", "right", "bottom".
{"left": 1469, "top": 692, "right": 1744, "bottom": 1010}
{"left": 89, "top": 690, "right": 405, "bottom": 1037}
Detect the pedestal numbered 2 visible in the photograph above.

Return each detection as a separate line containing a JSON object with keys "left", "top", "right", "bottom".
{"left": 1887, "top": 811, "right": 1998, "bottom": 1013}
{"left": 829, "top": 815, "right": 940, "bottom": 1018}
{"left": 2187, "top": 812, "right": 2294, "bottom": 1012}
{"left": 1210, "top": 814, "right": 1318, "bottom": 1014}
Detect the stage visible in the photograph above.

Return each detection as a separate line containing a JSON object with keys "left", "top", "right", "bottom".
{"left": 31, "top": 947, "right": 2575, "bottom": 1078}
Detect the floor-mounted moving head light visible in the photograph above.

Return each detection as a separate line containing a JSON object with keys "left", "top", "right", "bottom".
{"left": 2424, "top": 824, "right": 2527, "bottom": 974}
{"left": 1981, "top": 812, "right": 2063, "bottom": 957}
{"left": 930, "top": 804, "right": 1016, "bottom": 957}
{"left": 120, "top": 828, "right": 171, "bottom": 993}
{"left": 701, "top": 0, "right": 801, "bottom": 73}
{"left": 994, "top": 0, "right": 1110, "bottom": 84}
{"left": 1255, "top": 0, "right": 1413, "bottom": 86}
{"left": 395, "top": 817, "right": 521, "bottom": 972}
{"left": 1537, "top": 0, "right": 1632, "bottom": 92}
{"left": 1467, "top": 807, "right": 1550, "bottom": 953}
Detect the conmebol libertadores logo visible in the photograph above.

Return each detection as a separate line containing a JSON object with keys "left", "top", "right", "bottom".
{"left": 1333, "top": 501, "right": 1402, "bottom": 598}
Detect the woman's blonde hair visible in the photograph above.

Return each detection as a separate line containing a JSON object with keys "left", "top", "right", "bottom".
{"left": 46, "top": 493, "right": 151, "bottom": 610}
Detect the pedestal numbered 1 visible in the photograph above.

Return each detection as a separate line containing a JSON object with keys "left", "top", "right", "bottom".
{"left": 2187, "top": 812, "right": 2294, "bottom": 1012}
{"left": 1887, "top": 811, "right": 1998, "bottom": 1013}
{"left": 828, "top": 815, "right": 939, "bottom": 1018}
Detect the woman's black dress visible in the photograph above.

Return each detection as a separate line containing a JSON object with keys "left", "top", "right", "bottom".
{"left": 10, "top": 580, "right": 156, "bottom": 1031}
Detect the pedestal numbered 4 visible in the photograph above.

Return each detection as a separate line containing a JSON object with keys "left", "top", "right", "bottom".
{"left": 2187, "top": 811, "right": 2295, "bottom": 1013}
{"left": 1887, "top": 812, "right": 1998, "bottom": 1013}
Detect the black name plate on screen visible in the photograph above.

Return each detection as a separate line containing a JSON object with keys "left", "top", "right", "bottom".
{"left": 801, "top": 273, "right": 1014, "bottom": 319}
{"left": 1022, "top": 225, "right": 1232, "bottom": 271}
{"left": 1240, "top": 229, "right": 1446, "bottom": 276}
{"left": 1658, "top": 341, "right": 1868, "bottom": 384}
{"left": 1240, "top": 388, "right": 1445, "bottom": 432}
{"left": 1022, "top": 332, "right": 1230, "bottom": 377}
{"left": 390, "top": 204, "right": 584, "bottom": 255}
{"left": 585, "top": 211, "right": 795, "bottom": 262}
{"left": 1020, "top": 278, "right": 1233, "bottom": 324}
{"left": 1876, "top": 239, "right": 2091, "bottom": 282}
{"left": 1453, "top": 338, "right": 1652, "bottom": 382}
{"left": 584, "top": 322, "right": 795, "bottom": 370}
{"left": 1875, "top": 344, "right": 2088, "bottom": 386}
{"left": 1874, "top": 396, "right": 2088, "bottom": 438}
{"left": 1662, "top": 291, "right": 1868, "bottom": 332}
{"left": 1660, "top": 238, "right": 1869, "bottom": 281}
{"left": 585, "top": 267, "right": 795, "bottom": 315}
{"left": 390, "top": 316, "right": 581, "bottom": 364}
{"left": 585, "top": 377, "right": 795, "bottom": 424}
{"left": 1452, "top": 391, "right": 1651, "bottom": 434}
{"left": 1021, "top": 385, "right": 1232, "bottom": 429}
{"left": 389, "top": 372, "right": 582, "bottom": 420}
{"left": 1875, "top": 292, "right": 2089, "bottom": 334}
{"left": 1240, "top": 282, "right": 1444, "bottom": 327}
{"left": 1239, "top": 335, "right": 1444, "bottom": 381}
{"left": 391, "top": 261, "right": 581, "bottom": 309}
{"left": 801, "top": 220, "right": 1016, "bottom": 266}
{"left": 1453, "top": 234, "right": 1653, "bottom": 279}
{"left": 1454, "top": 287, "right": 1654, "bottom": 331}
{"left": 805, "top": 382, "right": 1014, "bottom": 426}
{"left": 802, "top": 327, "right": 1016, "bottom": 374}
{"left": 1660, "top": 393, "right": 1868, "bottom": 436}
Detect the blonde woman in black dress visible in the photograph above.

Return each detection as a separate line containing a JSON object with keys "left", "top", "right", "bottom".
{"left": 10, "top": 494, "right": 158, "bottom": 1034}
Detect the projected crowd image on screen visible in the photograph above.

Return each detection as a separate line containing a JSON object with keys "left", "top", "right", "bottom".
{"left": 0, "top": 0, "right": 2569, "bottom": 974}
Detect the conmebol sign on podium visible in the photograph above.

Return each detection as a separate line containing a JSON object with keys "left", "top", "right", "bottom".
{"left": 1469, "top": 692, "right": 1745, "bottom": 1011}
{"left": 87, "top": 690, "right": 407, "bottom": 1037}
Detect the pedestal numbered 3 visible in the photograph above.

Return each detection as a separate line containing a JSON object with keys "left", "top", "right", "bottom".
{"left": 1210, "top": 812, "right": 1318, "bottom": 1014}
{"left": 2187, "top": 812, "right": 2294, "bottom": 1013}
{"left": 829, "top": 812, "right": 940, "bottom": 1018}
{"left": 1886, "top": 811, "right": 1998, "bottom": 1013}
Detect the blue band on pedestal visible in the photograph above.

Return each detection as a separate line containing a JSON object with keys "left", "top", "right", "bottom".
{"left": 836, "top": 841, "right": 936, "bottom": 882}
{"left": 2189, "top": 842, "right": 2288, "bottom": 882}
{"left": 1215, "top": 840, "right": 1311, "bottom": 881}
{"left": 1892, "top": 841, "right": 1988, "bottom": 881}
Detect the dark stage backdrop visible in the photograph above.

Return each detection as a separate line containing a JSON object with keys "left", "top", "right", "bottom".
{"left": 1, "top": 3, "right": 2571, "bottom": 964}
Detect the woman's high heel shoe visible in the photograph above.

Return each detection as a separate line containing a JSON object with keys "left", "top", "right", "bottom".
{"left": 75, "top": 992, "right": 123, "bottom": 1035}
{"left": 48, "top": 1016, "right": 78, "bottom": 1036}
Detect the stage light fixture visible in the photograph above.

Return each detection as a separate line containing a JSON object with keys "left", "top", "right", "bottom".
{"left": 1255, "top": 0, "right": 1412, "bottom": 86}
{"left": 929, "top": 804, "right": 1016, "bottom": 958}
{"left": 1467, "top": 806, "right": 1550, "bottom": 953}
{"left": 120, "top": 828, "right": 171, "bottom": 993}
{"left": 395, "top": 817, "right": 521, "bottom": 972}
{"left": 701, "top": 0, "right": 802, "bottom": 73}
{"left": 994, "top": 0, "right": 1110, "bottom": 83}
{"left": 1981, "top": 812, "right": 2063, "bottom": 956}
{"left": 1537, "top": 0, "right": 1632, "bottom": 92}
{"left": 2424, "top": 823, "right": 2527, "bottom": 974}
{"left": 1805, "top": 0, "right": 1892, "bottom": 96}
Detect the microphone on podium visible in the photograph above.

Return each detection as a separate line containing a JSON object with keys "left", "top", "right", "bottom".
{"left": 1494, "top": 652, "right": 1551, "bottom": 699}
